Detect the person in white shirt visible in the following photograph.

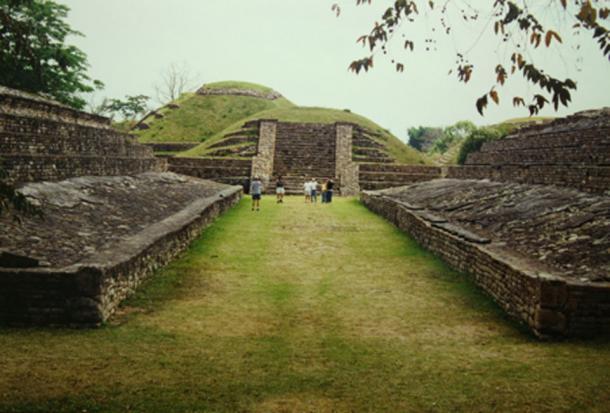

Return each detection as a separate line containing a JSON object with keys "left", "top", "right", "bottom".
{"left": 310, "top": 178, "right": 318, "bottom": 203}
{"left": 303, "top": 180, "right": 311, "bottom": 203}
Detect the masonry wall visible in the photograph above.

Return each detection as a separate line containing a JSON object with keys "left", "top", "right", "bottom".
{"left": 0, "top": 86, "right": 166, "bottom": 185}
{"left": 361, "top": 192, "right": 610, "bottom": 338}
{"left": 359, "top": 164, "right": 443, "bottom": 191}
{"left": 0, "top": 187, "right": 242, "bottom": 327}
{"left": 167, "top": 157, "right": 252, "bottom": 187}
{"left": 450, "top": 112, "right": 610, "bottom": 194}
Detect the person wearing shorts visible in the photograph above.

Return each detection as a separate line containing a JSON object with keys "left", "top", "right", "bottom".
{"left": 304, "top": 180, "right": 311, "bottom": 203}
{"left": 276, "top": 176, "right": 285, "bottom": 203}
{"left": 310, "top": 178, "right": 318, "bottom": 203}
{"left": 250, "top": 176, "right": 263, "bottom": 211}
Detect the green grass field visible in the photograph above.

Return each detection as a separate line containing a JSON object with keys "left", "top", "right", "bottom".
{"left": 1, "top": 197, "right": 608, "bottom": 412}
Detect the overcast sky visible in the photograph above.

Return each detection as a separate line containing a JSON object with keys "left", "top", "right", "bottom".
{"left": 62, "top": 0, "right": 610, "bottom": 141}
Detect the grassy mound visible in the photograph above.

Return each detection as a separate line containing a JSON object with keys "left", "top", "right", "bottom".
{"left": 133, "top": 81, "right": 293, "bottom": 143}
{"left": 181, "top": 106, "right": 429, "bottom": 164}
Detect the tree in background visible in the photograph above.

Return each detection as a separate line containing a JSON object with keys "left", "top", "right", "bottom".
{"left": 407, "top": 126, "right": 443, "bottom": 151}
{"left": 430, "top": 120, "right": 477, "bottom": 153}
{"left": 105, "top": 95, "right": 150, "bottom": 121}
{"left": 335, "top": 1, "right": 609, "bottom": 116}
{"left": 0, "top": 0, "right": 102, "bottom": 109}
{"left": 457, "top": 123, "right": 515, "bottom": 164}
{"left": 153, "top": 62, "right": 198, "bottom": 105}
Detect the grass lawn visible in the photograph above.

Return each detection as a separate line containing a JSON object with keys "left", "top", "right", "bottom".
{"left": 1, "top": 197, "right": 608, "bottom": 412}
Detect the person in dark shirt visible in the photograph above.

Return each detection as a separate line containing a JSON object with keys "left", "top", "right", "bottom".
{"left": 275, "top": 176, "right": 285, "bottom": 204}
{"left": 326, "top": 179, "right": 334, "bottom": 203}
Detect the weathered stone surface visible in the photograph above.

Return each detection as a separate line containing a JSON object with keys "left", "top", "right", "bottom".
{"left": 362, "top": 179, "right": 610, "bottom": 338}
{"left": 0, "top": 86, "right": 165, "bottom": 185}
{"left": 450, "top": 108, "right": 610, "bottom": 194}
{"left": 0, "top": 172, "right": 242, "bottom": 327}
{"left": 251, "top": 119, "right": 278, "bottom": 188}
{"left": 336, "top": 123, "right": 359, "bottom": 196}
{"left": 144, "top": 142, "right": 199, "bottom": 152}
{"left": 196, "top": 86, "right": 283, "bottom": 100}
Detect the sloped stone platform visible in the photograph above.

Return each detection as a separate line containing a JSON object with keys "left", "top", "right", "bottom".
{"left": 362, "top": 179, "right": 610, "bottom": 338}
{"left": 0, "top": 172, "right": 241, "bottom": 327}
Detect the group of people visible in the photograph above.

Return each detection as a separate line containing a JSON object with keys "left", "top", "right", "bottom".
{"left": 303, "top": 178, "right": 334, "bottom": 204}
{"left": 248, "top": 175, "right": 335, "bottom": 211}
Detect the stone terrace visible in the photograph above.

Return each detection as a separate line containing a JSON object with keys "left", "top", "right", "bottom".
{"left": 449, "top": 108, "right": 610, "bottom": 194}
{"left": 0, "top": 173, "right": 241, "bottom": 326}
{"left": 0, "top": 86, "right": 165, "bottom": 184}
{"left": 362, "top": 179, "right": 610, "bottom": 337}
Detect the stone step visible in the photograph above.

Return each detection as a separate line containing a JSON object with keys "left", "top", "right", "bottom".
{"left": 0, "top": 85, "right": 111, "bottom": 129}
{"left": 209, "top": 136, "right": 257, "bottom": 148}
{"left": 1, "top": 131, "right": 152, "bottom": 158}
{"left": 3, "top": 154, "right": 166, "bottom": 185}
{"left": 0, "top": 113, "right": 121, "bottom": 140}
{"left": 359, "top": 164, "right": 441, "bottom": 174}
{"left": 359, "top": 172, "right": 443, "bottom": 181}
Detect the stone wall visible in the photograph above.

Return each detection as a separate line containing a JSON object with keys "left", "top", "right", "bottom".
{"left": 167, "top": 157, "right": 252, "bottom": 187}
{"left": 0, "top": 86, "right": 166, "bottom": 185}
{"left": 196, "top": 86, "right": 283, "bottom": 100}
{"left": 336, "top": 123, "right": 359, "bottom": 195}
{"left": 144, "top": 142, "right": 199, "bottom": 152}
{"left": 0, "top": 176, "right": 242, "bottom": 327}
{"left": 359, "top": 164, "right": 442, "bottom": 191}
{"left": 361, "top": 181, "right": 610, "bottom": 338}
{"left": 452, "top": 109, "right": 610, "bottom": 194}
{"left": 251, "top": 120, "right": 278, "bottom": 188}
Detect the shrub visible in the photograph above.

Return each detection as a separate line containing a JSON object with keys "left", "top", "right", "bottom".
{"left": 457, "top": 124, "right": 513, "bottom": 165}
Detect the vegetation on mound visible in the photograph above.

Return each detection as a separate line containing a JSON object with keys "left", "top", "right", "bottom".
{"left": 133, "top": 82, "right": 293, "bottom": 143}
{"left": 182, "top": 106, "right": 429, "bottom": 165}
{"left": 201, "top": 80, "right": 278, "bottom": 93}
{"left": 1, "top": 198, "right": 609, "bottom": 412}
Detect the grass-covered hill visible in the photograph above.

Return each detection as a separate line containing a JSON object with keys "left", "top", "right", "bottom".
{"left": 134, "top": 80, "right": 428, "bottom": 165}
{"left": 180, "top": 106, "right": 428, "bottom": 164}
{"left": 133, "top": 81, "right": 294, "bottom": 143}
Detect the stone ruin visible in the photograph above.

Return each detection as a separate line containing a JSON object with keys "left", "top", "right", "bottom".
{"left": 363, "top": 109, "right": 610, "bottom": 338}
{"left": 0, "top": 86, "right": 241, "bottom": 326}
{"left": 167, "top": 119, "right": 442, "bottom": 195}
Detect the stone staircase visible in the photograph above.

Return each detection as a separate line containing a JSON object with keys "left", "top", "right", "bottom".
{"left": 272, "top": 123, "right": 336, "bottom": 193}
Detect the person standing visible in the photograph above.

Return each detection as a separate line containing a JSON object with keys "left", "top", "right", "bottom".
{"left": 275, "top": 176, "right": 285, "bottom": 204}
{"left": 310, "top": 178, "right": 318, "bottom": 204}
{"left": 304, "top": 179, "right": 311, "bottom": 203}
{"left": 326, "top": 178, "right": 334, "bottom": 203}
{"left": 321, "top": 180, "right": 328, "bottom": 203}
{"left": 250, "top": 176, "right": 263, "bottom": 211}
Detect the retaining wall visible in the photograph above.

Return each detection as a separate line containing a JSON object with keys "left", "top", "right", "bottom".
{"left": 0, "top": 86, "right": 165, "bottom": 185}
{"left": 454, "top": 110, "right": 610, "bottom": 194}
{"left": 0, "top": 185, "right": 242, "bottom": 327}
{"left": 361, "top": 190, "right": 610, "bottom": 338}
{"left": 167, "top": 157, "right": 252, "bottom": 187}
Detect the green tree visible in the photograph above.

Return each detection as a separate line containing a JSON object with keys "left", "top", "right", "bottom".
{"left": 105, "top": 95, "right": 150, "bottom": 120}
{"left": 457, "top": 124, "right": 515, "bottom": 165}
{"left": 0, "top": 0, "right": 102, "bottom": 109}
{"left": 337, "top": 1, "right": 609, "bottom": 116}
{"left": 407, "top": 126, "right": 443, "bottom": 151}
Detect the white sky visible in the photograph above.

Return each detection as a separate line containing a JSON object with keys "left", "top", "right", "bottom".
{"left": 62, "top": 0, "right": 610, "bottom": 141}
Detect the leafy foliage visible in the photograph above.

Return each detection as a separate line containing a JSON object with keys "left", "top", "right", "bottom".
{"left": 407, "top": 126, "right": 443, "bottom": 151}
{"left": 105, "top": 95, "right": 150, "bottom": 120}
{"left": 457, "top": 124, "right": 514, "bottom": 165}
{"left": 337, "top": 0, "right": 610, "bottom": 116}
{"left": 0, "top": 0, "right": 102, "bottom": 109}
